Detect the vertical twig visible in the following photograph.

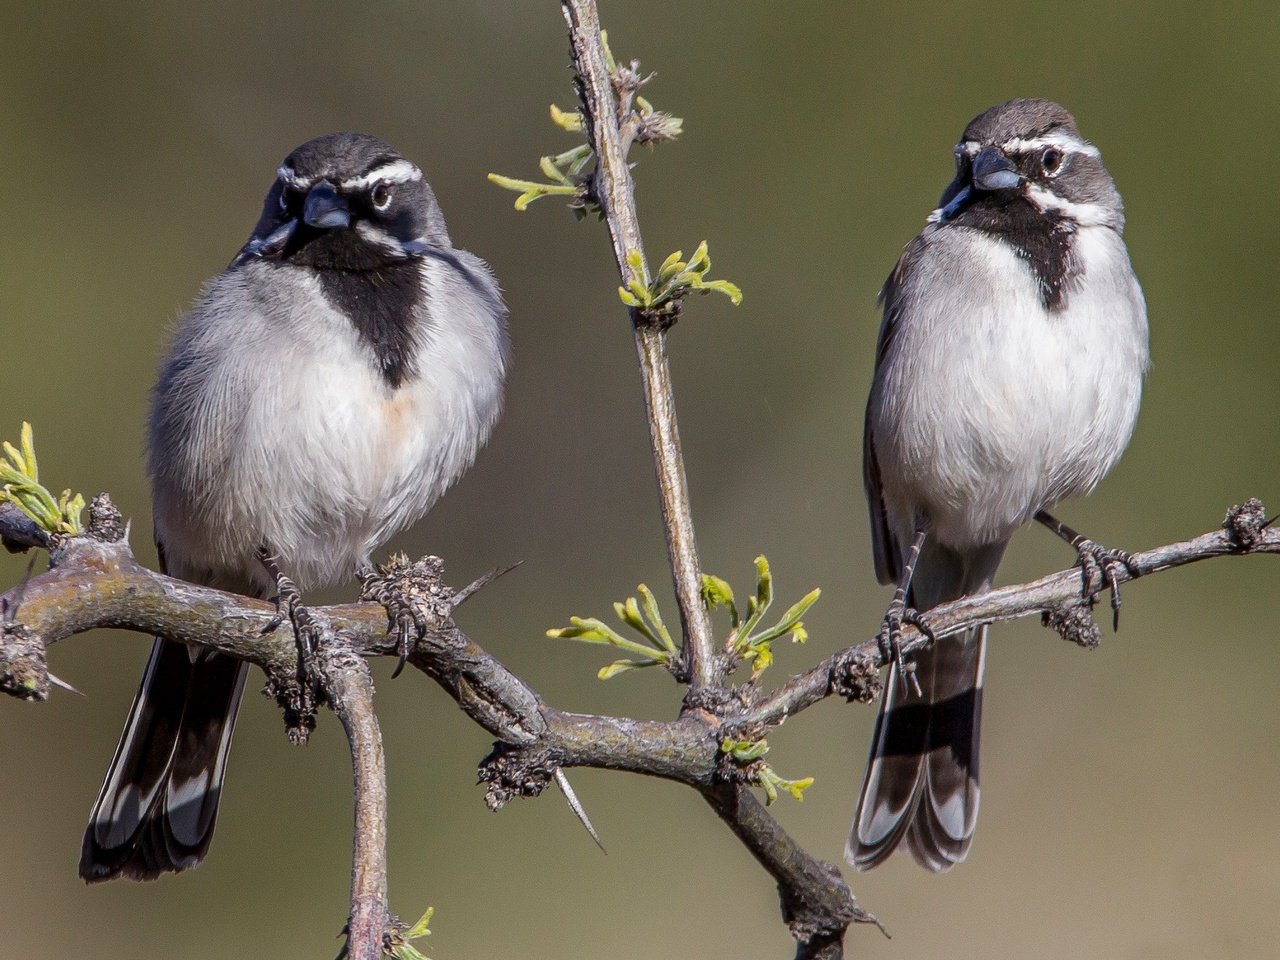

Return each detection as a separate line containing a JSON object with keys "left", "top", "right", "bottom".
{"left": 322, "top": 644, "right": 390, "bottom": 960}
{"left": 561, "top": 0, "right": 719, "bottom": 694}
{"left": 559, "top": 5, "right": 875, "bottom": 956}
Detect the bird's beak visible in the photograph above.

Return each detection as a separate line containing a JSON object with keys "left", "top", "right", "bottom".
{"left": 303, "top": 182, "right": 350, "bottom": 229}
{"left": 971, "top": 147, "right": 1022, "bottom": 192}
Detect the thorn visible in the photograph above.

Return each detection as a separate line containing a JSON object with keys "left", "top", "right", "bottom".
{"left": 452, "top": 560, "right": 523, "bottom": 609}
{"left": 47, "top": 672, "right": 84, "bottom": 697}
{"left": 554, "top": 768, "right": 606, "bottom": 854}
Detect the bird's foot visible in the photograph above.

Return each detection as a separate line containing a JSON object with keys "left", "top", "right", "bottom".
{"left": 258, "top": 548, "right": 321, "bottom": 724}
{"left": 877, "top": 600, "right": 936, "bottom": 698}
{"left": 360, "top": 554, "right": 450, "bottom": 677}
{"left": 1072, "top": 539, "right": 1140, "bottom": 632}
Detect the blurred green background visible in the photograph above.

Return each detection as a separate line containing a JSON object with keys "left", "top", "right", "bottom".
{"left": 3, "top": 2, "right": 1278, "bottom": 957}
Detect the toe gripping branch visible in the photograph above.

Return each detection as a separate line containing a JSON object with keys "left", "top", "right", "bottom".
{"left": 1035, "top": 511, "right": 1141, "bottom": 631}
{"left": 877, "top": 601, "right": 936, "bottom": 698}
{"left": 359, "top": 554, "right": 456, "bottom": 678}
{"left": 258, "top": 546, "right": 323, "bottom": 742}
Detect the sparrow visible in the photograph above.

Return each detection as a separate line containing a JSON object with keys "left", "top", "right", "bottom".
{"left": 80, "top": 132, "right": 509, "bottom": 882}
{"left": 847, "top": 99, "right": 1149, "bottom": 871}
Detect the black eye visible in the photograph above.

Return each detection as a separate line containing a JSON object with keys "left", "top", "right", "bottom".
{"left": 1041, "top": 147, "right": 1064, "bottom": 175}
{"left": 278, "top": 187, "right": 292, "bottom": 211}
{"left": 371, "top": 183, "right": 393, "bottom": 210}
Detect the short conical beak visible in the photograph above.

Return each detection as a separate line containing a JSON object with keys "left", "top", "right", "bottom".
{"left": 971, "top": 147, "right": 1022, "bottom": 192}
{"left": 303, "top": 182, "right": 350, "bottom": 229}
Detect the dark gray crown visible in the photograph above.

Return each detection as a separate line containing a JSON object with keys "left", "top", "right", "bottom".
{"left": 281, "top": 132, "right": 404, "bottom": 183}
{"left": 961, "top": 99, "right": 1079, "bottom": 145}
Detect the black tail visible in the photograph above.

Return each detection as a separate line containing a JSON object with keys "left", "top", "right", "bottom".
{"left": 847, "top": 626, "right": 985, "bottom": 871}
{"left": 80, "top": 639, "right": 247, "bottom": 882}
{"left": 847, "top": 539, "right": 1004, "bottom": 872}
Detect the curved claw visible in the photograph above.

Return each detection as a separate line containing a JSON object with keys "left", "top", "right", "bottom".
{"left": 878, "top": 604, "right": 933, "bottom": 698}
{"left": 390, "top": 612, "right": 415, "bottom": 678}
{"left": 1073, "top": 539, "right": 1137, "bottom": 632}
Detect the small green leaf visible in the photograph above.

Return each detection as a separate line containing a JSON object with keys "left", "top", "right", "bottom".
{"left": 402, "top": 907, "right": 434, "bottom": 941}
{"left": 695, "top": 278, "right": 743, "bottom": 305}
{"left": 538, "top": 154, "right": 570, "bottom": 185}
{"left": 753, "top": 556, "right": 773, "bottom": 616}
{"left": 549, "top": 103, "right": 584, "bottom": 132}
{"left": 722, "top": 737, "right": 769, "bottom": 762}
{"left": 685, "top": 240, "right": 710, "bottom": 275}
{"left": 626, "top": 278, "right": 652, "bottom": 307}
{"left": 746, "top": 641, "right": 774, "bottom": 674}
{"left": 745, "top": 588, "right": 821, "bottom": 648}
{"left": 2, "top": 441, "right": 23, "bottom": 475}
{"left": 486, "top": 173, "right": 577, "bottom": 211}
{"left": 613, "top": 596, "right": 666, "bottom": 652}
{"left": 618, "top": 287, "right": 641, "bottom": 307}
{"left": 635, "top": 584, "right": 676, "bottom": 653}
{"left": 548, "top": 617, "right": 671, "bottom": 661}
{"left": 598, "top": 657, "right": 664, "bottom": 680}
{"left": 657, "top": 250, "right": 685, "bottom": 283}
{"left": 700, "top": 573, "right": 739, "bottom": 627}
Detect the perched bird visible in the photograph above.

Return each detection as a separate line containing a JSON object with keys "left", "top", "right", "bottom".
{"left": 81, "top": 133, "right": 509, "bottom": 882}
{"left": 848, "top": 99, "right": 1149, "bottom": 871}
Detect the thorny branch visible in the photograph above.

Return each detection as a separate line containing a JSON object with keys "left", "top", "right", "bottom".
{"left": 3, "top": 496, "right": 1275, "bottom": 953}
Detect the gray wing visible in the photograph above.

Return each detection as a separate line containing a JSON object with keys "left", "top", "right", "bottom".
{"left": 863, "top": 236, "right": 928, "bottom": 585}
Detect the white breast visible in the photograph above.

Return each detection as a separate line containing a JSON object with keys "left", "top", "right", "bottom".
{"left": 870, "top": 225, "right": 1148, "bottom": 550}
{"left": 150, "top": 257, "right": 507, "bottom": 591}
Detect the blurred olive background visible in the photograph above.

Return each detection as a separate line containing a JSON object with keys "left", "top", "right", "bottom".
{"left": 3, "top": 2, "right": 1278, "bottom": 958}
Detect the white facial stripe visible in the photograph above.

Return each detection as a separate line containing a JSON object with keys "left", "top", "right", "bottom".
{"left": 341, "top": 159, "right": 422, "bottom": 191}
{"left": 957, "top": 135, "right": 1099, "bottom": 160}
{"left": 354, "top": 221, "right": 412, "bottom": 257}
{"left": 1024, "top": 184, "right": 1113, "bottom": 226}
{"left": 1003, "top": 135, "right": 1100, "bottom": 159}
{"left": 277, "top": 166, "right": 311, "bottom": 190}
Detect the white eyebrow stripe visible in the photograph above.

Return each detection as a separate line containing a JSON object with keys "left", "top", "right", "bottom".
{"left": 1003, "top": 135, "right": 1100, "bottom": 158}
{"left": 958, "top": 135, "right": 1099, "bottom": 159}
{"left": 341, "top": 159, "right": 422, "bottom": 190}
{"left": 277, "top": 166, "right": 312, "bottom": 190}
{"left": 1024, "top": 183, "right": 1114, "bottom": 225}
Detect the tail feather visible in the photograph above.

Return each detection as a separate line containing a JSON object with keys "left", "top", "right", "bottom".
{"left": 848, "top": 540, "right": 1002, "bottom": 872}
{"left": 80, "top": 638, "right": 247, "bottom": 882}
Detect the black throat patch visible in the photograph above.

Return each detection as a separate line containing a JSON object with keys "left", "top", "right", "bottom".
{"left": 316, "top": 262, "right": 423, "bottom": 388}
{"left": 949, "top": 194, "right": 1078, "bottom": 311}
{"left": 279, "top": 227, "right": 424, "bottom": 388}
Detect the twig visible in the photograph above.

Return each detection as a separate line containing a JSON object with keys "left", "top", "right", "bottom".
{"left": 557, "top": 5, "right": 881, "bottom": 954}
{"left": 561, "top": 0, "right": 718, "bottom": 694}
{"left": 320, "top": 640, "right": 390, "bottom": 960}
{"left": 745, "top": 507, "right": 1279, "bottom": 729}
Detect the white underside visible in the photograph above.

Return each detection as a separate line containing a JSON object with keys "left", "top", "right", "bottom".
{"left": 870, "top": 224, "right": 1148, "bottom": 550}
{"left": 149, "top": 255, "right": 507, "bottom": 591}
